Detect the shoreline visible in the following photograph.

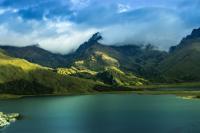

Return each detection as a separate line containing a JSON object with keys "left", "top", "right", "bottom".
{"left": 1, "top": 90, "right": 200, "bottom": 100}
{"left": 1, "top": 82, "right": 200, "bottom": 100}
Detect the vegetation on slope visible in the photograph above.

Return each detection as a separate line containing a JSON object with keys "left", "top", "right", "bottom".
{"left": 96, "top": 66, "right": 148, "bottom": 86}
{"left": 159, "top": 28, "right": 200, "bottom": 82}
{"left": 73, "top": 51, "right": 120, "bottom": 71}
{"left": 67, "top": 33, "right": 167, "bottom": 82}
{"left": 57, "top": 64, "right": 148, "bottom": 87}
{"left": 0, "top": 45, "right": 69, "bottom": 68}
{"left": 0, "top": 49, "right": 100, "bottom": 95}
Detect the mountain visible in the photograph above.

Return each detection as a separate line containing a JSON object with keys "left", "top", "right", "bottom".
{"left": 66, "top": 32, "right": 167, "bottom": 82}
{"left": 159, "top": 27, "right": 200, "bottom": 82}
{"left": 0, "top": 32, "right": 167, "bottom": 82}
{"left": 2, "top": 26, "right": 200, "bottom": 96}
{"left": 0, "top": 44, "right": 69, "bottom": 68}
{"left": 0, "top": 49, "right": 101, "bottom": 95}
{"left": 2, "top": 28, "right": 200, "bottom": 84}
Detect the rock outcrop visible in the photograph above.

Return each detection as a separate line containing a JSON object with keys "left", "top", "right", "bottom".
{"left": 0, "top": 112, "right": 20, "bottom": 128}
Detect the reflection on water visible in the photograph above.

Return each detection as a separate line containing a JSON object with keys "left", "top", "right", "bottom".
{"left": 1, "top": 94, "right": 200, "bottom": 133}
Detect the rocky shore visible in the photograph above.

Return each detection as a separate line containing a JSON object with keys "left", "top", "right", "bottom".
{"left": 0, "top": 112, "right": 20, "bottom": 128}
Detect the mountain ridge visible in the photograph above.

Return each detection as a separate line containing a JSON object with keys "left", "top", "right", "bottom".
{"left": 159, "top": 27, "right": 200, "bottom": 82}
{"left": 1, "top": 28, "right": 200, "bottom": 84}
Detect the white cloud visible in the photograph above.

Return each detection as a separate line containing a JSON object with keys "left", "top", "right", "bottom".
{"left": 0, "top": 9, "right": 7, "bottom": 15}
{"left": 70, "top": 0, "right": 90, "bottom": 10}
{"left": 38, "top": 20, "right": 99, "bottom": 53}
{"left": 39, "top": 29, "right": 97, "bottom": 54}
{"left": 117, "top": 3, "right": 131, "bottom": 13}
{"left": 101, "top": 10, "right": 191, "bottom": 50}
{"left": 0, "top": 7, "right": 18, "bottom": 15}
{"left": 0, "top": 19, "right": 99, "bottom": 54}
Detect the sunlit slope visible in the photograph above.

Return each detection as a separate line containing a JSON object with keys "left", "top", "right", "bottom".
{"left": 0, "top": 50, "right": 40, "bottom": 83}
{"left": 57, "top": 50, "right": 148, "bottom": 87}
{"left": 0, "top": 45, "right": 69, "bottom": 68}
{"left": 0, "top": 49, "right": 98, "bottom": 95}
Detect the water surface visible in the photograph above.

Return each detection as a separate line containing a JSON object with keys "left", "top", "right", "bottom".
{"left": 1, "top": 94, "right": 200, "bottom": 133}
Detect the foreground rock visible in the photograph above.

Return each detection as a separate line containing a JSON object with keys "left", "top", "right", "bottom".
{"left": 0, "top": 112, "right": 20, "bottom": 128}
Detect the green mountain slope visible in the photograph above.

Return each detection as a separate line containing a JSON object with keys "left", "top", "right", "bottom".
{"left": 0, "top": 45, "right": 69, "bottom": 68}
{"left": 96, "top": 66, "right": 148, "bottom": 86}
{"left": 57, "top": 66, "right": 148, "bottom": 87}
{"left": 0, "top": 49, "right": 100, "bottom": 95}
{"left": 159, "top": 28, "right": 200, "bottom": 82}
{"left": 67, "top": 33, "right": 167, "bottom": 82}
{"left": 56, "top": 37, "right": 149, "bottom": 87}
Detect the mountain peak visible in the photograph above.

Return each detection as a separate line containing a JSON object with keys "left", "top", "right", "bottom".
{"left": 88, "top": 32, "right": 102, "bottom": 43}
{"left": 26, "top": 44, "right": 40, "bottom": 48}
{"left": 169, "top": 27, "right": 200, "bottom": 52}
{"left": 186, "top": 27, "right": 200, "bottom": 39}
{"left": 181, "top": 27, "right": 200, "bottom": 44}
{"left": 75, "top": 32, "right": 103, "bottom": 53}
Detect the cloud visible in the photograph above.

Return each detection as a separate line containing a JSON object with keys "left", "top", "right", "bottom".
{"left": 70, "top": 0, "right": 90, "bottom": 10}
{"left": 101, "top": 7, "right": 191, "bottom": 50}
{"left": 38, "top": 20, "right": 99, "bottom": 54}
{"left": 0, "top": 7, "right": 18, "bottom": 15}
{"left": 117, "top": 3, "right": 131, "bottom": 13}
{"left": 0, "top": 18, "right": 99, "bottom": 54}
{"left": 0, "top": 0, "right": 199, "bottom": 54}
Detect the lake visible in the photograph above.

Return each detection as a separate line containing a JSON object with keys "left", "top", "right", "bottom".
{"left": 1, "top": 93, "right": 200, "bottom": 133}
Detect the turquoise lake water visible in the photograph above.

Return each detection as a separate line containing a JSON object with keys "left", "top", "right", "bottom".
{"left": 1, "top": 94, "right": 200, "bottom": 133}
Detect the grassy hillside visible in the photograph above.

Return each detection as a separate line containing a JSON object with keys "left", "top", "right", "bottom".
{"left": 73, "top": 51, "right": 120, "bottom": 71}
{"left": 0, "top": 49, "right": 100, "bottom": 95}
{"left": 159, "top": 31, "right": 200, "bottom": 82}
{"left": 68, "top": 34, "right": 167, "bottom": 82}
{"left": 0, "top": 45, "right": 69, "bottom": 68}
{"left": 56, "top": 44, "right": 149, "bottom": 87}
{"left": 57, "top": 66, "right": 148, "bottom": 87}
{"left": 96, "top": 66, "right": 148, "bottom": 86}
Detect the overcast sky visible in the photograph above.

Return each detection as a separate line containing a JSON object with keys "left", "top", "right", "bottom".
{"left": 0, "top": 0, "right": 199, "bottom": 54}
